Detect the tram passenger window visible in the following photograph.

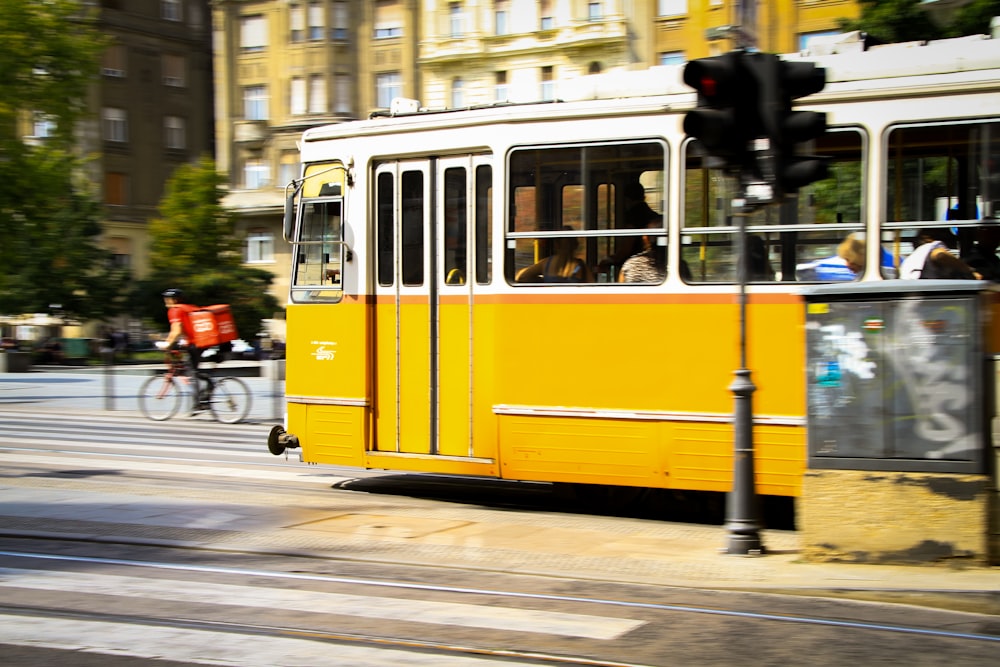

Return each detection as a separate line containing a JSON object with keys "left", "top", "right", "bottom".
{"left": 444, "top": 167, "right": 467, "bottom": 285}
{"left": 401, "top": 170, "right": 424, "bottom": 285}
{"left": 682, "top": 128, "right": 865, "bottom": 282}
{"left": 505, "top": 139, "right": 666, "bottom": 285}
{"left": 475, "top": 165, "right": 493, "bottom": 284}
{"left": 377, "top": 172, "right": 394, "bottom": 286}
{"left": 883, "top": 120, "right": 1000, "bottom": 279}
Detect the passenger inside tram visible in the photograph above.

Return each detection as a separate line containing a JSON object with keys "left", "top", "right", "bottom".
{"left": 515, "top": 228, "right": 594, "bottom": 283}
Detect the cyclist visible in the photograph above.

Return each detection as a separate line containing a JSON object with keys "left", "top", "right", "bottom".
{"left": 162, "top": 288, "right": 209, "bottom": 412}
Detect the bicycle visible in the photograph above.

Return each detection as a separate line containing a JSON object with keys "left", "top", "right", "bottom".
{"left": 138, "top": 349, "right": 251, "bottom": 423}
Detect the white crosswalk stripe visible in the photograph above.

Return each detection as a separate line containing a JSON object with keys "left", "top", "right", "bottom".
{"left": 0, "top": 613, "right": 509, "bottom": 667}
{"left": 0, "top": 567, "right": 643, "bottom": 639}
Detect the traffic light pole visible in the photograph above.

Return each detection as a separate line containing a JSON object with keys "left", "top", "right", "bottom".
{"left": 724, "top": 194, "right": 764, "bottom": 556}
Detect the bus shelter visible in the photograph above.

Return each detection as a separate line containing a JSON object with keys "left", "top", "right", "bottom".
{"left": 800, "top": 280, "right": 999, "bottom": 565}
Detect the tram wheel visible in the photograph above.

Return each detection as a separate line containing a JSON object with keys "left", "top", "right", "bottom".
{"left": 268, "top": 425, "right": 286, "bottom": 455}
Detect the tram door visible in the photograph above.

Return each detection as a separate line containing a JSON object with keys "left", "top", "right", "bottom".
{"left": 373, "top": 158, "right": 484, "bottom": 457}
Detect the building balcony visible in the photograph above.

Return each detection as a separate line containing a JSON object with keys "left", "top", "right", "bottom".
{"left": 233, "top": 120, "right": 269, "bottom": 149}
{"left": 421, "top": 17, "right": 629, "bottom": 66}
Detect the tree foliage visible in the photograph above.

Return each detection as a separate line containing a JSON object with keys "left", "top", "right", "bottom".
{"left": 0, "top": 0, "right": 126, "bottom": 321}
{"left": 0, "top": 0, "right": 104, "bottom": 143}
{"left": 840, "top": 0, "right": 1000, "bottom": 43}
{"left": 137, "top": 156, "right": 281, "bottom": 340}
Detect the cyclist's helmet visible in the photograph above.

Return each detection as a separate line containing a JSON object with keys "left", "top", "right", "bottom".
{"left": 162, "top": 288, "right": 183, "bottom": 299}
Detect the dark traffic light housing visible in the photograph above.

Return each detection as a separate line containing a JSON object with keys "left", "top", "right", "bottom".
{"left": 748, "top": 53, "right": 829, "bottom": 197}
{"left": 683, "top": 51, "right": 828, "bottom": 202}
{"left": 682, "top": 52, "right": 755, "bottom": 172}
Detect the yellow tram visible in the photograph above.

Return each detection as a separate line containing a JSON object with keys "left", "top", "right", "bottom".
{"left": 268, "top": 35, "right": 1000, "bottom": 505}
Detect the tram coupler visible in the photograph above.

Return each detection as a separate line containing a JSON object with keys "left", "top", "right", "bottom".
{"left": 267, "top": 425, "right": 300, "bottom": 456}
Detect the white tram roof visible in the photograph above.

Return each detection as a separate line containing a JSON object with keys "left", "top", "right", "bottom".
{"left": 301, "top": 33, "right": 1000, "bottom": 145}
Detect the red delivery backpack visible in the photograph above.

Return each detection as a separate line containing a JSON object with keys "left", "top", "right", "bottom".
{"left": 187, "top": 304, "right": 239, "bottom": 348}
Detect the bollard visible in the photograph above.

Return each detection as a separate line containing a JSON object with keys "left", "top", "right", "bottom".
{"left": 103, "top": 350, "right": 115, "bottom": 410}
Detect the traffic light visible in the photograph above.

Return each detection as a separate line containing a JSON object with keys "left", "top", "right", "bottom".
{"left": 682, "top": 52, "right": 755, "bottom": 172}
{"left": 749, "top": 53, "right": 829, "bottom": 197}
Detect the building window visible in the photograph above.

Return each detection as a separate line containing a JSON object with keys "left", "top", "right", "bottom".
{"left": 107, "top": 237, "right": 132, "bottom": 269}
{"left": 102, "top": 107, "right": 128, "bottom": 142}
{"left": 659, "top": 51, "right": 685, "bottom": 66}
{"left": 658, "top": 0, "right": 687, "bottom": 16}
{"left": 162, "top": 53, "right": 185, "bottom": 87}
{"left": 102, "top": 44, "right": 126, "bottom": 78}
{"left": 495, "top": 0, "right": 509, "bottom": 35}
{"left": 495, "top": 71, "right": 508, "bottom": 102}
{"left": 588, "top": 1, "right": 601, "bottom": 20}
{"left": 32, "top": 113, "right": 56, "bottom": 139}
{"left": 244, "top": 85, "right": 269, "bottom": 120}
{"left": 246, "top": 231, "right": 275, "bottom": 263}
{"left": 589, "top": 61, "right": 602, "bottom": 74}
{"left": 540, "top": 66, "right": 554, "bottom": 102}
{"left": 539, "top": 0, "right": 553, "bottom": 29}
{"left": 105, "top": 172, "right": 128, "bottom": 205}
{"left": 161, "top": 0, "right": 181, "bottom": 21}
{"left": 451, "top": 78, "right": 464, "bottom": 108}
{"left": 334, "top": 72, "right": 352, "bottom": 114}
{"left": 244, "top": 159, "right": 271, "bottom": 189}
{"left": 309, "top": 75, "right": 327, "bottom": 113}
{"left": 332, "top": 1, "right": 348, "bottom": 39}
{"left": 376, "top": 72, "right": 401, "bottom": 108}
{"left": 799, "top": 30, "right": 842, "bottom": 51}
{"left": 164, "top": 115, "right": 185, "bottom": 149}
{"left": 240, "top": 15, "right": 268, "bottom": 52}
{"left": 290, "top": 4, "right": 304, "bottom": 42}
{"left": 279, "top": 152, "right": 300, "bottom": 186}
{"left": 308, "top": 1, "right": 324, "bottom": 40}
{"left": 290, "top": 77, "right": 307, "bottom": 115}
{"left": 374, "top": 0, "right": 402, "bottom": 39}
{"left": 450, "top": 2, "right": 464, "bottom": 38}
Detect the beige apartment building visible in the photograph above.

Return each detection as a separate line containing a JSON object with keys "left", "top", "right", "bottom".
{"left": 212, "top": 1, "right": 859, "bottom": 310}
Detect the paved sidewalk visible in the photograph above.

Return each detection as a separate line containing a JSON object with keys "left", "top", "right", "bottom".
{"left": 2, "top": 367, "right": 999, "bottom": 614}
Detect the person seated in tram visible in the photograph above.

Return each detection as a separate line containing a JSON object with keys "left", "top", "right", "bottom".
{"left": 598, "top": 181, "right": 659, "bottom": 279}
{"left": 795, "top": 233, "right": 897, "bottom": 281}
{"left": 515, "top": 228, "right": 594, "bottom": 283}
{"left": 900, "top": 227, "right": 978, "bottom": 280}
{"left": 619, "top": 220, "right": 666, "bottom": 283}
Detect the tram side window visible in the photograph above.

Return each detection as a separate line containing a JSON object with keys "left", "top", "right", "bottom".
{"left": 444, "top": 167, "right": 468, "bottom": 285}
{"left": 475, "top": 164, "right": 493, "bottom": 284}
{"left": 505, "top": 140, "right": 666, "bottom": 284}
{"left": 883, "top": 120, "right": 1000, "bottom": 280}
{"left": 401, "top": 170, "right": 425, "bottom": 285}
{"left": 291, "top": 198, "right": 343, "bottom": 302}
{"left": 681, "top": 128, "right": 865, "bottom": 282}
{"left": 377, "top": 172, "right": 394, "bottom": 286}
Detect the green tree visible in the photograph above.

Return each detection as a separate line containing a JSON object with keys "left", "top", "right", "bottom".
{"left": 137, "top": 156, "right": 281, "bottom": 340}
{"left": 840, "top": 0, "right": 1000, "bottom": 43}
{"left": 0, "top": 1, "right": 126, "bottom": 321}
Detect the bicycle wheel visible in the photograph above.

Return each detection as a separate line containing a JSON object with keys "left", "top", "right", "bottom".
{"left": 209, "top": 376, "right": 251, "bottom": 424}
{"left": 138, "top": 374, "right": 183, "bottom": 421}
